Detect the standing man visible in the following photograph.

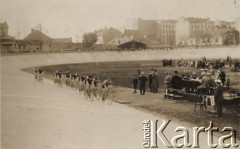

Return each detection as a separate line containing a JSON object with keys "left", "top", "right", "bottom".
{"left": 132, "top": 75, "right": 138, "bottom": 94}
{"left": 171, "top": 71, "right": 182, "bottom": 90}
{"left": 148, "top": 72, "right": 153, "bottom": 92}
{"left": 214, "top": 80, "right": 224, "bottom": 117}
{"left": 138, "top": 72, "right": 148, "bottom": 95}
{"left": 164, "top": 72, "right": 172, "bottom": 94}
{"left": 152, "top": 69, "right": 159, "bottom": 93}
{"left": 218, "top": 68, "right": 226, "bottom": 86}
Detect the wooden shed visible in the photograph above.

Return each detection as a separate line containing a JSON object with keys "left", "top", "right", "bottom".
{"left": 117, "top": 40, "right": 147, "bottom": 49}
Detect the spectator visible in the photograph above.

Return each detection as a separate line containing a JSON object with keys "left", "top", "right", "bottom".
{"left": 148, "top": 72, "right": 153, "bottom": 92}
{"left": 138, "top": 72, "right": 148, "bottom": 95}
{"left": 171, "top": 71, "right": 182, "bottom": 89}
{"left": 191, "top": 72, "right": 197, "bottom": 79}
{"left": 214, "top": 80, "right": 224, "bottom": 117}
{"left": 226, "top": 78, "right": 230, "bottom": 90}
{"left": 197, "top": 74, "right": 209, "bottom": 95}
{"left": 218, "top": 68, "right": 226, "bottom": 86}
{"left": 209, "top": 65, "right": 215, "bottom": 77}
{"left": 152, "top": 69, "right": 159, "bottom": 93}
{"left": 132, "top": 75, "right": 138, "bottom": 94}
{"left": 164, "top": 72, "right": 172, "bottom": 94}
{"left": 206, "top": 74, "right": 216, "bottom": 95}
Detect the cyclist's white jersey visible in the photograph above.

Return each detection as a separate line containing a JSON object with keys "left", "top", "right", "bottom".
{"left": 102, "top": 80, "right": 112, "bottom": 89}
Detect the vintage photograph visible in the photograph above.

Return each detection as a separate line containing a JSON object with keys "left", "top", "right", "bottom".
{"left": 1, "top": 0, "right": 240, "bottom": 148}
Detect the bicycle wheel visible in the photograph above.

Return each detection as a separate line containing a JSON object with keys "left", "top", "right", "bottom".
{"left": 89, "top": 93, "right": 94, "bottom": 101}
{"left": 79, "top": 86, "right": 83, "bottom": 94}
{"left": 101, "top": 92, "right": 107, "bottom": 103}
{"left": 83, "top": 90, "right": 88, "bottom": 100}
{"left": 107, "top": 89, "right": 115, "bottom": 105}
{"left": 89, "top": 89, "right": 94, "bottom": 101}
{"left": 95, "top": 88, "right": 102, "bottom": 100}
{"left": 79, "top": 84, "right": 85, "bottom": 94}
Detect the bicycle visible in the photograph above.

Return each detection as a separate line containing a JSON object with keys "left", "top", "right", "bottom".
{"left": 83, "top": 85, "right": 95, "bottom": 101}
{"left": 78, "top": 82, "right": 86, "bottom": 94}
{"left": 101, "top": 87, "right": 116, "bottom": 105}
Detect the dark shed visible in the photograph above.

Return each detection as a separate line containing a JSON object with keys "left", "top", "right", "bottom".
{"left": 117, "top": 40, "right": 147, "bottom": 49}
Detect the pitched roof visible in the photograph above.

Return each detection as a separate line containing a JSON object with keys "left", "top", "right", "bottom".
{"left": 24, "top": 29, "right": 52, "bottom": 42}
{"left": 118, "top": 39, "right": 147, "bottom": 47}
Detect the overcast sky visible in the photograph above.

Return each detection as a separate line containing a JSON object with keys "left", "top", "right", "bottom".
{"left": 1, "top": 0, "right": 240, "bottom": 41}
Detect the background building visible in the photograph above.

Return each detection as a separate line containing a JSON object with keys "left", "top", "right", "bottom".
{"left": 0, "top": 21, "right": 16, "bottom": 48}
{"left": 156, "top": 20, "right": 176, "bottom": 47}
{"left": 176, "top": 17, "right": 216, "bottom": 46}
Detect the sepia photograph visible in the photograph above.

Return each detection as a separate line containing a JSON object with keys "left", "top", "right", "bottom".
{"left": 1, "top": 0, "right": 240, "bottom": 148}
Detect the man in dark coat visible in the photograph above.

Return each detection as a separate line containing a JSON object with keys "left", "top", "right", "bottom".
{"left": 218, "top": 69, "right": 226, "bottom": 86}
{"left": 152, "top": 69, "right": 159, "bottom": 93}
{"left": 132, "top": 75, "right": 138, "bottom": 94}
{"left": 148, "top": 72, "right": 153, "bottom": 92}
{"left": 214, "top": 80, "right": 224, "bottom": 117}
{"left": 171, "top": 71, "right": 182, "bottom": 89}
{"left": 138, "top": 72, "right": 148, "bottom": 95}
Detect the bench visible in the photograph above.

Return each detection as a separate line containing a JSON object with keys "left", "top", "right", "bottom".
{"left": 164, "top": 94, "right": 183, "bottom": 100}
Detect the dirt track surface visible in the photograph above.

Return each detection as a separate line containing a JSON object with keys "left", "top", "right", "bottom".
{"left": 1, "top": 48, "right": 240, "bottom": 149}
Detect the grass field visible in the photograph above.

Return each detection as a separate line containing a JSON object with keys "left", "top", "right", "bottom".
{"left": 38, "top": 60, "right": 240, "bottom": 90}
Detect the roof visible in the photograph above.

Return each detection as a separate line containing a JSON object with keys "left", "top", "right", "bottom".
{"left": 0, "top": 35, "right": 15, "bottom": 40}
{"left": 107, "top": 37, "right": 147, "bottom": 45}
{"left": 158, "top": 20, "right": 177, "bottom": 23}
{"left": 107, "top": 36, "right": 161, "bottom": 45}
{"left": 184, "top": 17, "right": 212, "bottom": 23}
{"left": 24, "top": 29, "right": 52, "bottom": 42}
{"left": 117, "top": 39, "right": 147, "bottom": 47}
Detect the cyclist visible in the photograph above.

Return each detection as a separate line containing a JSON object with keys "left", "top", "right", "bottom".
{"left": 38, "top": 68, "right": 44, "bottom": 75}
{"left": 34, "top": 67, "right": 39, "bottom": 81}
{"left": 37, "top": 68, "right": 44, "bottom": 83}
{"left": 80, "top": 74, "right": 87, "bottom": 84}
{"left": 93, "top": 78, "right": 101, "bottom": 87}
{"left": 72, "top": 73, "right": 79, "bottom": 88}
{"left": 65, "top": 71, "right": 71, "bottom": 87}
{"left": 101, "top": 78, "right": 114, "bottom": 102}
{"left": 87, "top": 76, "right": 94, "bottom": 87}
{"left": 102, "top": 78, "right": 112, "bottom": 90}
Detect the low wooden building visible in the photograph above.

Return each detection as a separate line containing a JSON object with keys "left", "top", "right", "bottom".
{"left": 117, "top": 40, "right": 147, "bottom": 49}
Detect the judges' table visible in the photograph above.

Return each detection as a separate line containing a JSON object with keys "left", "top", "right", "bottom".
{"left": 182, "top": 80, "right": 201, "bottom": 93}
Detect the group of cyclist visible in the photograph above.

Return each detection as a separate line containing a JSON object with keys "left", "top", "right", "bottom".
{"left": 52, "top": 70, "right": 115, "bottom": 104}
{"left": 53, "top": 70, "right": 112, "bottom": 89}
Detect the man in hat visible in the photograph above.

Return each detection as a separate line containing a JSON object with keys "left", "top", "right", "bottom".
{"left": 217, "top": 68, "right": 226, "bottom": 86}
{"left": 206, "top": 73, "right": 216, "bottom": 95}
{"left": 214, "top": 80, "right": 224, "bottom": 117}
{"left": 171, "top": 71, "right": 182, "bottom": 89}
{"left": 148, "top": 72, "right": 153, "bottom": 92}
{"left": 152, "top": 69, "right": 159, "bottom": 93}
{"left": 138, "top": 72, "right": 148, "bottom": 95}
{"left": 197, "top": 73, "right": 209, "bottom": 95}
{"left": 132, "top": 75, "right": 138, "bottom": 94}
{"left": 201, "top": 69, "right": 208, "bottom": 76}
